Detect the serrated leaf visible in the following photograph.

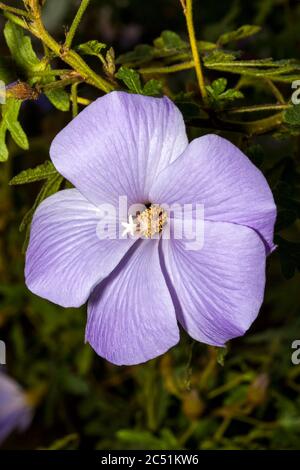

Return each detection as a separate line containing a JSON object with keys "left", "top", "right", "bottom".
{"left": 45, "top": 88, "right": 70, "bottom": 111}
{"left": 283, "top": 104, "right": 300, "bottom": 127}
{"left": 115, "top": 66, "right": 143, "bottom": 93}
{"left": 77, "top": 40, "right": 106, "bottom": 58}
{"left": 4, "top": 21, "right": 41, "bottom": 73}
{"left": 211, "top": 78, "right": 227, "bottom": 95}
{"left": 10, "top": 161, "right": 57, "bottom": 185}
{"left": 142, "top": 79, "right": 163, "bottom": 96}
{"left": 206, "top": 78, "right": 243, "bottom": 107}
{"left": 218, "top": 25, "right": 261, "bottom": 46}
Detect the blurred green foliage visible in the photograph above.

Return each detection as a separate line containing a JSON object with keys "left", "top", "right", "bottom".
{"left": 0, "top": 0, "right": 300, "bottom": 450}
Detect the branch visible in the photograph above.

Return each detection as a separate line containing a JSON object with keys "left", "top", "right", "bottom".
{"left": 181, "top": 0, "right": 207, "bottom": 103}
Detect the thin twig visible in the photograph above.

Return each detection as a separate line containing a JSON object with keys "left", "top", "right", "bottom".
{"left": 65, "top": 0, "right": 90, "bottom": 49}
{"left": 181, "top": 0, "right": 207, "bottom": 102}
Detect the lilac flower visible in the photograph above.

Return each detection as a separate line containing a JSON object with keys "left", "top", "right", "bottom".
{"left": 25, "top": 91, "right": 276, "bottom": 366}
{"left": 0, "top": 371, "right": 32, "bottom": 444}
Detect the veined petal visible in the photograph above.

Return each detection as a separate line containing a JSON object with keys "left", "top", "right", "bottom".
{"left": 161, "top": 219, "right": 266, "bottom": 346}
{"left": 150, "top": 134, "right": 276, "bottom": 252}
{"left": 50, "top": 91, "right": 188, "bottom": 207}
{"left": 25, "top": 189, "right": 134, "bottom": 308}
{"left": 86, "top": 240, "right": 180, "bottom": 366}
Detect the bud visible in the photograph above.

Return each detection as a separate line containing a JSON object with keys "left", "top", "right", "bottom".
{"left": 6, "top": 81, "right": 39, "bottom": 101}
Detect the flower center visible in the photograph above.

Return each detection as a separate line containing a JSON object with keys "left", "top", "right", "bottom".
{"left": 137, "top": 205, "right": 167, "bottom": 238}
{"left": 121, "top": 205, "right": 167, "bottom": 238}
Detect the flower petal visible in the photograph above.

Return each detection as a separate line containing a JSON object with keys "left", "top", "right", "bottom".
{"left": 86, "top": 240, "right": 179, "bottom": 365}
{"left": 161, "top": 219, "right": 266, "bottom": 346}
{"left": 0, "top": 372, "right": 32, "bottom": 444}
{"left": 150, "top": 134, "right": 276, "bottom": 252}
{"left": 25, "top": 189, "right": 134, "bottom": 307}
{"left": 50, "top": 91, "right": 188, "bottom": 206}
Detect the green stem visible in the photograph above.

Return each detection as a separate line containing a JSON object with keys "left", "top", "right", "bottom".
{"left": 71, "top": 83, "right": 79, "bottom": 118}
{"left": 182, "top": 0, "right": 207, "bottom": 102}
{"left": 28, "top": 69, "right": 71, "bottom": 77}
{"left": 140, "top": 60, "right": 194, "bottom": 74}
{"left": 42, "top": 77, "right": 82, "bottom": 91}
{"left": 228, "top": 103, "right": 290, "bottom": 114}
{"left": 264, "top": 78, "right": 285, "bottom": 104}
{"left": 2, "top": 10, "right": 29, "bottom": 29}
{"left": 3, "top": 6, "right": 114, "bottom": 94}
{"left": 65, "top": 0, "right": 90, "bottom": 49}
{"left": 0, "top": 2, "right": 30, "bottom": 18}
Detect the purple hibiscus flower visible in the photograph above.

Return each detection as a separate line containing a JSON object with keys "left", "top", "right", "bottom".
{"left": 0, "top": 371, "right": 32, "bottom": 444}
{"left": 25, "top": 91, "right": 276, "bottom": 366}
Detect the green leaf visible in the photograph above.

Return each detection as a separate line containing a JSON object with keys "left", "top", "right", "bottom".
{"left": 206, "top": 78, "right": 244, "bottom": 107}
{"left": 154, "top": 30, "right": 188, "bottom": 50}
{"left": 4, "top": 21, "right": 41, "bottom": 73}
{"left": 76, "top": 40, "right": 107, "bottom": 58}
{"left": 142, "top": 79, "right": 163, "bottom": 96}
{"left": 210, "top": 77, "right": 227, "bottom": 95}
{"left": 283, "top": 104, "right": 300, "bottom": 127}
{"left": 115, "top": 66, "right": 143, "bottom": 93}
{"left": 10, "top": 161, "right": 57, "bottom": 185}
{"left": 45, "top": 88, "right": 70, "bottom": 112}
{"left": 218, "top": 25, "right": 261, "bottom": 46}
{"left": 0, "top": 121, "right": 8, "bottom": 162}
{"left": 0, "top": 98, "right": 28, "bottom": 160}
{"left": 204, "top": 50, "right": 238, "bottom": 65}
{"left": 116, "top": 44, "right": 154, "bottom": 66}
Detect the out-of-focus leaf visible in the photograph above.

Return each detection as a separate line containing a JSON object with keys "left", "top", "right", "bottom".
{"left": 217, "top": 347, "right": 228, "bottom": 366}
{"left": 41, "top": 433, "right": 79, "bottom": 450}
{"left": 116, "top": 44, "right": 154, "bottom": 66}
{"left": 283, "top": 104, "right": 300, "bottom": 126}
{"left": 10, "top": 161, "right": 57, "bottom": 185}
{"left": 154, "top": 30, "right": 188, "bottom": 50}
{"left": 218, "top": 25, "right": 261, "bottom": 46}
